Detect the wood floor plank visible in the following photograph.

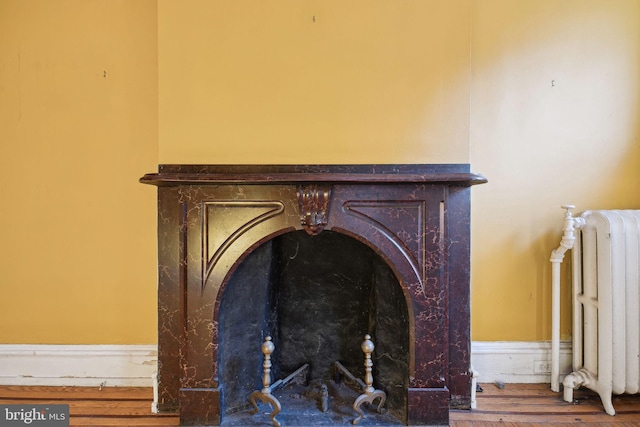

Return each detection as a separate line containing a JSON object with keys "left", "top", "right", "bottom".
{"left": 69, "top": 417, "right": 179, "bottom": 426}
{"left": 0, "top": 399, "right": 151, "bottom": 411}
{"left": 2, "top": 384, "right": 640, "bottom": 425}
{"left": 476, "top": 400, "right": 640, "bottom": 413}
{"left": 0, "top": 386, "right": 151, "bottom": 400}
{"left": 449, "top": 421, "right": 627, "bottom": 427}
{"left": 450, "top": 411, "right": 640, "bottom": 423}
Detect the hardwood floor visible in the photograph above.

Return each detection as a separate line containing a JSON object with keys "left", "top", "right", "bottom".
{"left": 1, "top": 383, "right": 639, "bottom": 426}
{"left": 451, "top": 383, "right": 640, "bottom": 426}
{"left": 0, "top": 386, "right": 177, "bottom": 426}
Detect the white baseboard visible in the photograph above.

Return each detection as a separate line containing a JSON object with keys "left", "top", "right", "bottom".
{"left": 0, "top": 344, "right": 157, "bottom": 387}
{"left": 0, "top": 341, "right": 569, "bottom": 387}
{"left": 472, "top": 340, "right": 572, "bottom": 384}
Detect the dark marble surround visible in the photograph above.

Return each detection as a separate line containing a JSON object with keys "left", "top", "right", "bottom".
{"left": 140, "top": 164, "right": 486, "bottom": 426}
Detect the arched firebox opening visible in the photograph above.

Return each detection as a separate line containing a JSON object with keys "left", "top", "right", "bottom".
{"left": 218, "top": 230, "right": 410, "bottom": 426}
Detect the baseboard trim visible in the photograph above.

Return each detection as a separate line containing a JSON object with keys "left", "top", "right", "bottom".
{"left": 0, "top": 341, "right": 570, "bottom": 387}
{"left": 0, "top": 344, "right": 157, "bottom": 387}
{"left": 472, "top": 340, "right": 572, "bottom": 384}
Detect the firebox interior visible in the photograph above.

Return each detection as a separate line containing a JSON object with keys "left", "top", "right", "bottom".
{"left": 219, "top": 230, "right": 410, "bottom": 425}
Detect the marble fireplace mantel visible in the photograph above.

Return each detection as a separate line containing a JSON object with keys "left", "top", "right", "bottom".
{"left": 140, "top": 164, "right": 486, "bottom": 426}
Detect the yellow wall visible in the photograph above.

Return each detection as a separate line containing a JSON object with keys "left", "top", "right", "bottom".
{"left": 470, "top": 0, "right": 640, "bottom": 340}
{"left": 158, "top": 0, "right": 472, "bottom": 164}
{"left": 1, "top": 0, "right": 638, "bottom": 345}
{"left": 0, "top": 0, "right": 158, "bottom": 344}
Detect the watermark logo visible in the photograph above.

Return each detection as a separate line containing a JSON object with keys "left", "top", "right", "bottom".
{"left": 0, "top": 405, "right": 69, "bottom": 426}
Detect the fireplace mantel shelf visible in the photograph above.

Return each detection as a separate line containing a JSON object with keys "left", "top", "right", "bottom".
{"left": 140, "top": 164, "right": 487, "bottom": 187}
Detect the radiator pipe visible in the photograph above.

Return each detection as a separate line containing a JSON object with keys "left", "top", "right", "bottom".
{"left": 549, "top": 205, "right": 585, "bottom": 392}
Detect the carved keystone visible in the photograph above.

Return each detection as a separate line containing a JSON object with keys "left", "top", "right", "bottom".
{"left": 297, "top": 184, "right": 332, "bottom": 235}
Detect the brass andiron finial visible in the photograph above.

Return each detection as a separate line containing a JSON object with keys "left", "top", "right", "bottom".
{"left": 352, "top": 334, "right": 386, "bottom": 425}
{"left": 249, "top": 336, "right": 282, "bottom": 427}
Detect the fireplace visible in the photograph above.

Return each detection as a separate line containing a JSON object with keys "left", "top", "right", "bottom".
{"left": 140, "top": 164, "right": 486, "bottom": 426}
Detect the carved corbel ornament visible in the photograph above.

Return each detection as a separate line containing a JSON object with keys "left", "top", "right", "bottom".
{"left": 297, "top": 184, "right": 332, "bottom": 235}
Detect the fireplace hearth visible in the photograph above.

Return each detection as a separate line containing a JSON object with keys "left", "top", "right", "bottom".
{"left": 140, "top": 164, "right": 486, "bottom": 426}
